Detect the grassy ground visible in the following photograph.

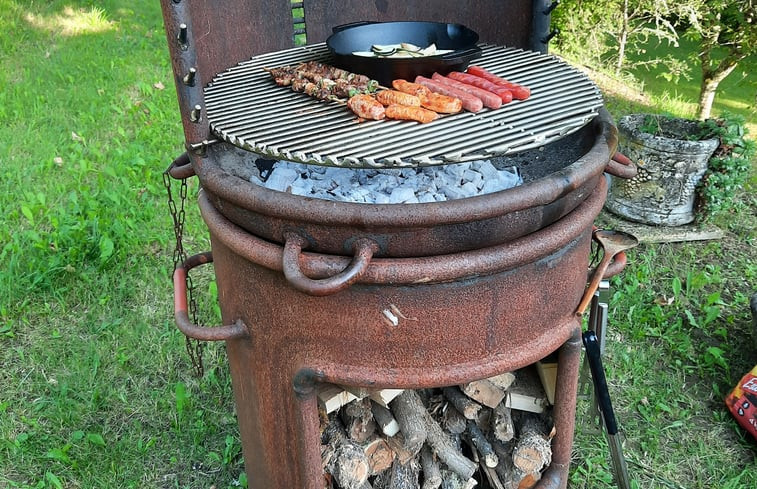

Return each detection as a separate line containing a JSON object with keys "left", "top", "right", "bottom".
{"left": 1, "top": 2, "right": 755, "bottom": 489}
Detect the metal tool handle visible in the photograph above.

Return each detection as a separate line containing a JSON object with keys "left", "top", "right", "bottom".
{"left": 173, "top": 252, "right": 248, "bottom": 341}
{"left": 605, "top": 152, "right": 637, "bottom": 179}
{"left": 282, "top": 233, "right": 379, "bottom": 296}
{"left": 582, "top": 330, "right": 619, "bottom": 434}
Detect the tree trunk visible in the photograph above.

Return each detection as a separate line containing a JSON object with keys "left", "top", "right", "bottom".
{"left": 696, "top": 39, "right": 745, "bottom": 120}
{"left": 615, "top": 0, "right": 630, "bottom": 74}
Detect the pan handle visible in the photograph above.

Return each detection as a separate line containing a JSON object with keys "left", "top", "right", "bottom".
{"left": 439, "top": 45, "right": 482, "bottom": 60}
{"left": 282, "top": 232, "right": 379, "bottom": 296}
{"left": 173, "top": 252, "right": 248, "bottom": 341}
{"left": 605, "top": 152, "right": 637, "bottom": 179}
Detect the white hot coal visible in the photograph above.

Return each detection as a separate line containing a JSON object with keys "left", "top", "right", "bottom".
{"left": 250, "top": 160, "right": 523, "bottom": 204}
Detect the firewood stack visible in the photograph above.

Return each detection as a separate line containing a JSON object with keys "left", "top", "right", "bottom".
{"left": 319, "top": 366, "right": 555, "bottom": 489}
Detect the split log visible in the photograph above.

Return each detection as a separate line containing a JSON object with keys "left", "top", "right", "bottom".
{"left": 342, "top": 398, "right": 377, "bottom": 443}
{"left": 466, "top": 420, "right": 498, "bottom": 468}
{"left": 322, "top": 415, "right": 371, "bottom": 489}
{"left": 442, "top": 386, "right": 482, "bottom": 420}
{"left": 461, "top": 379, "right": 506, "bottom": 409}
{"left": 487, "top": 372, "right": 516, "bottom": 391}
{"left": 370, "top": 388, "right": 404, "bottom": 407}
{"left": 490, "top": 439, "right": 540, "bottom": 489}
{"left": 440, "top": 470, "right": 478, "bottom": 489}
{"left": 491, "top": 404, "right": 515, "bottom": 443}
{"left": 386, "top": 432, "right": 420, "bottom": 464}
{"left": 419, "top": 446, "right": 442, "bottom": 489}
{"left": 403, "top": 390, "right": 477, "bottom": 480}
{"left": 504, "top": 367, "right": 548, "bottom": 414}
{"left": 511, "top": 414, "right": 552, "bottom": 475}
{"left": 362, "top": 435, "right": 396, "bottom": 475}
{"left": 370, "top": 400, "right": 400, "bottom": 437}
{"left": 390, "top": 390, "right": 429, "bottom": 456}
{"left": 319, "top": 384, "right": 358, "bottom": 414}
{"left": 374, "top": 458, "right": 421, "bottom": 489}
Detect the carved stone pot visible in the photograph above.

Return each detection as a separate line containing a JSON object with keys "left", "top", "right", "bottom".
{"left": 605, "top": 114, "right": 719, "bottom": 226}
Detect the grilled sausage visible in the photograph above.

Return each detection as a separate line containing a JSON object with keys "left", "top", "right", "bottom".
{"left": 347, "top": 94, "right": 386, "bottom": 120}
{"left": 445, "top": 71, "right": 513, "bottom": 104}
{"left": 431, "top": 73, "right": 503, "bottom": 109}
{"left": 466, "top": 66, "right": 531, "bottom": 100}
{"left": 414, "top": 76, "right": 483, "bottom": 113}
{"left": 376, "top": 90, "right": 421, "bottom": 107}
{"left": 420, "top": 92, "right": 463, "bottom": 114}
{"left": 385, "top": 104, "right": 439, "bottom": 123}
{"left": 392, "top": 79, "right": 431, "bottom": 97}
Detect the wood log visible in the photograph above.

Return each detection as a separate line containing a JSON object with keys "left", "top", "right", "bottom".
{"left": 465, "top": 420, "right": 498, "bottom": 468}
{"left": 490, "top": 439, "right": 537, "bottom": 489}
{"left": 373, "top": 458, "right": 421, "bottom": 489}
{"left": 390, "top": 390, "right": 428, "bottom": 456}
{"left": 370, "top": 400, "right": 400, "bottom": 437}
{"left": 442, "top": 386, "right": 482, "bottom": 420}
{"left": 505, "top": 367, "right": 548, "bottom": 414}
{"left": 439, "top": 470, "right": 478, "bottom": 489}
{"left": 403, "top": 390, "right": 477, "bottom": 480}
{"left": 491, "top": 404, "right": 515, "bottom": 443}
{"left": 362, "top": 435, "right": 395, "bottom": 475}
{"left": 442, "top": 403, "right": 468, "bottom": 435}
{"left": 419, "top": 446, "right": 442, "bottom": 489}
{"left": 322, "top": 415, "right": 371, "bottom": 489}
{"left": 461, "top": 379, "right": 506, "bottom": 408}
{"left": 342, "top": 398, "right": 377, "bottom": 443}
{"left": 511, "top": 414, "right": 552, "bottom": 474}
{"left": 386, "top": 432, "right": 420, "bottom": 464}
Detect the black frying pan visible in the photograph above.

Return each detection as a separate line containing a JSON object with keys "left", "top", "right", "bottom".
{"left": 326, "top": 21, "right": 482, "bottom": 86}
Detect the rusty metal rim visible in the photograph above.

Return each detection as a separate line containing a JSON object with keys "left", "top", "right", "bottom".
{"left": 198, "top": 176, "right": 607, "bottom": 285}
{"left": 193, "top": 108, "right": 616, "bottom": 228}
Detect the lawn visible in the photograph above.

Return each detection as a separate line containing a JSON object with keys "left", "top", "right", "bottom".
{"left": 1, "top": 2, "right": 755, "bottom": 489}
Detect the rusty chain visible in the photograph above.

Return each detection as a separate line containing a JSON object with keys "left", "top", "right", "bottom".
{"left": 163, "top": 166, "right": 205, "bottom": 377}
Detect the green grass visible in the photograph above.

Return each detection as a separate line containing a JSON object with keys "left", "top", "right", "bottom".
{"left": 1, "top": 2, "right": 755, "bottom": 489}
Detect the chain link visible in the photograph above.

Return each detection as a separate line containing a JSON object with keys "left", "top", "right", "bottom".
{"left": 163, "top": 166, "right": 205, "bottom": 377}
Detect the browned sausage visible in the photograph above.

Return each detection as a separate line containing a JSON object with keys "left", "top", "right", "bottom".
{"left": 392, "top": 79, "right": 431, "bottom": 97}
{"left": 431, "top": 73, "right": 503, "bottom": 109}
{"left": 346, "top": 94, "right": 386, "bottom": 120}
{"left": 376, "top": 90, "right": 421, "bottom": 107}
{"left": 419, "top": 92, "right": 463, "bottom": 114}
{"left": 385, "top": 104, "right": 439, "bottom": 123}
{"left": 414, "top": 75, "right": 483, "bottom": 113}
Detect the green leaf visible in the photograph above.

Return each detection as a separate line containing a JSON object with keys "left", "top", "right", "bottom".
{"left": 45, "top": 472, "right": 63, "bottom": 489}
{"left": 99, "top": 236, "right": 114, "bottom": 262}
{"left": 671, "top": 276, "right": 682, "bottom": 298}
{"left": 21, "top": 205, "right": 34, "bottom": 225}
{"left": 86, "top": 433, "right": 106, "bottom": 447}
{"left": 684, "top": 309, "right": 698, "bottom": 327}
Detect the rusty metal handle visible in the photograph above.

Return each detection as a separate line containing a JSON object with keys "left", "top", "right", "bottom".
{"left": 166, "top": 152, "right": 196, "bottom": 180}
{"left": 605, "top": 151, "right": 637, "bottom": 179}
{"left": 282, "top": 233, "right": 379, "bottom": 296}
{"left": 602, "top": 250, "right": 628, "bottom": 280}
{"left": 173, "top": 252, "right": 248, "bottom": 341}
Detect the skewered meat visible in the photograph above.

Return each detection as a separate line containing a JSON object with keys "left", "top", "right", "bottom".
{"left": 347, "top": 94, "right": 386, "bottom": 120}
{"left": 267, "top": 62, "right": 379, "bottom": 100}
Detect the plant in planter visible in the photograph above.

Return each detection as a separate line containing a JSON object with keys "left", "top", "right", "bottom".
{"left": 694, "top": 113, "right": 756, "bottom": 222}
{"left": 605, "top": 113, "right": 721, "bottom": 226}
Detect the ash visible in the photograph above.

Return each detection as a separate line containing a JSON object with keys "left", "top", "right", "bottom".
{"left": 251, "top": 160, "right": 523, "bottom": 204}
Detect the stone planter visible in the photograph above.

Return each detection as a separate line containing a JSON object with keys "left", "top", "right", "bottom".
{"left": 605, "top": 114, "right": 719, "bottom": 226}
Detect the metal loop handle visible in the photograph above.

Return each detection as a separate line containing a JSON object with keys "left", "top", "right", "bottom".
{"left": 173, "top": 252, "right": 248, "bottom": 341}
{"left": 167, "top": 152, "right": 195, "bottom": 180}
{"left": 605, "top": 151, "right": 638, "bottom": 179}
{"left": 282, "top": 233, "right": 379, "bottom": 296}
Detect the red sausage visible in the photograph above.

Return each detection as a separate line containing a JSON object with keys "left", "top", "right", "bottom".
{"left": 446, "top": 71, "right": 513, "bottom": 104}
{"left": 466, "top": 66, "right": 531, "bottom": 100}
{"left": 431, "top": 73, "right": 502, "bottom": 109}
{"left": 414, "top": 75, "right": 483, "bottom": 113}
